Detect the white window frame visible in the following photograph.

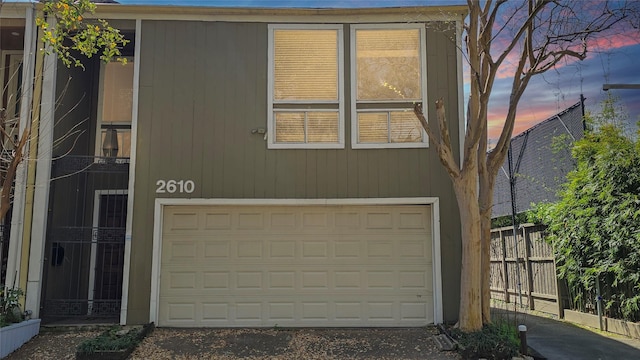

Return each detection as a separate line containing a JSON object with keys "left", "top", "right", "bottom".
{"left": 0, "top": 51, "right": 24, "bottom": 151}
{"left": 94, "top": 57, "right": 134, "bottom": 159}
{"left": 267, "top": 24, "right": 345, "bottom": 149}
{"left": 350, "top": 24, "right": 429, "bottom": 149}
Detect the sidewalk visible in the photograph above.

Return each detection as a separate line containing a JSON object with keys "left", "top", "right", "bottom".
{"left": 492, "top": 307, "right": 640, "bottom": 360}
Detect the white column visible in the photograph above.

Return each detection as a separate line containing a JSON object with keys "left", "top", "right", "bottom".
{"left": 5, "top": 6, "right": 37, "bottom": 290}
{"left": 120, "top": 18, "right": 142, "bottom": 325}
{"left": 24, "top": 45, "right": 57, "bottom": 317}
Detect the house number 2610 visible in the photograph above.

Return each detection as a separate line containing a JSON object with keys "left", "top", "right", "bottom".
{"left": 155, "top": 180, "right": 195, "bottom": 194}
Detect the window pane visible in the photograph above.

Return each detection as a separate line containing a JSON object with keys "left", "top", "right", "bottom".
{"left": 275, "top": 112, "right": 305, "bottom": 143}
{"left": 390, "top": 111, "right": 422, "bottom": 143}
{"left": 102, "top": 61, "right": 134, "bottom": 123}
{"left": 358, "top": 112, "right": 388, "bottom": 143}
{"left": 356, "top": 29, "right": 421, "bottom": 101}
{"left": 274, "top": 29, "right": 338, "bottom": 101}
{"left": 307, "top": 112, "right": 339, "bottom": 143}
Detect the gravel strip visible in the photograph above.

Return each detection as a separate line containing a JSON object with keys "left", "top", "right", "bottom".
{"left": 5, "top": 326, "right": 462, "bottom": 360}
{"left": 130, "top": 326, "right": 462, "bottom": 360}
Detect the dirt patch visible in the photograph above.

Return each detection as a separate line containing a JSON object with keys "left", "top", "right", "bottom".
{"left": 5, "top": 326, "right": 462, "bottom": 360}
{"left": 130, "top": 326, "right": 462, "bottom": 360}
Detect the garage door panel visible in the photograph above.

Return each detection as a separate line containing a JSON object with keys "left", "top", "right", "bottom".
{"left": 159, "top": 295, "right": 434, "bottom": 327}
{"left": 203, "top": 271, "right": 230, "bottom": 289}
{"left": 162, "top": 266, "right": 431, "bottom": 293}
{"left": 269, "top": 241, "right": 297, "bottom": 258}
{"left": 270, "top": 212, "right": 298, "bottom": 229}
{"left": 203, "top": 241, "right": 231, "bottom": 259}
{"left": 202, "top": 303, "right": 229, "bottom": 321}
{"left": 167, "top": 211, "right": 199, "bottom": 230}
{"left": 159, "top": 205, "right": 434, "bottom": 327}
{"left": 163, "top": 240, "right": 430, "bottom": 264}
{"left": 163, "top": 205, "right": 431, "bottom": 230}
{"left": 204, "top": 212, "right": 232, "bottom": 229}
{"left": 237, "top": 241, "right": 264, "bottom": 258}
{"left": 166, "top": 303, "right": 196, "bottom": 322}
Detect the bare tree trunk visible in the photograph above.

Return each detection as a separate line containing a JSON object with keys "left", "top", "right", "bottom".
{"left": 452, "top": 167, "right": 483, "bottom": 331}
{"left": 415, "top": 100, "right": 484, "bottom": 331}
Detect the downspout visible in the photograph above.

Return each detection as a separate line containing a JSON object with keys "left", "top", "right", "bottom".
{"left": 18, "top": 22, "right": 45, "bottom": 303}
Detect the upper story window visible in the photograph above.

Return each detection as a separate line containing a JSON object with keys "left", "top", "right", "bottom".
{"left": 268, "top": 24, "right": 344, "bottom": 149}
{"left": 96, "top": 59, "right": 134, "bottom": 158}
{"left": 350, "top": 24, "right": 428, "bottom": 149}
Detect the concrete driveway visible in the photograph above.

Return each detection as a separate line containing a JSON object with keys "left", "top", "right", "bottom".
{"left": 492, "top": 308, "right": 640, "bottom": 360}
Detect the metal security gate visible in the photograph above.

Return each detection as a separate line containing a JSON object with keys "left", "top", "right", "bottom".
{"left": 41, "top": 156, "right": 128, "bottom": 324}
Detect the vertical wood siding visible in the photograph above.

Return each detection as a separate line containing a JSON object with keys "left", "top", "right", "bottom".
{"left": 128, "top": 20, "right": 462, "bottom": 324}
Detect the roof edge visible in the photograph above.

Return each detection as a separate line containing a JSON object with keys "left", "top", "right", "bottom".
{"left": 89, "top": 3, "right": 468, "bottom": 20}
{"left": 511, "top": 101, "right": 582, "bottom": 140}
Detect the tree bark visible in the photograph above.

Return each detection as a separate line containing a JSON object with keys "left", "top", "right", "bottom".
{"left": 478, "top": 167, "right": 495, "bottom": 324}
{"left": 453, "top": 168, "right": 483, "bottom": 331}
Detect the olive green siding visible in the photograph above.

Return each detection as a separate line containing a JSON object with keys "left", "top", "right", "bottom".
{"left": 128, "top": 20, "right": 462, "bottom": 323}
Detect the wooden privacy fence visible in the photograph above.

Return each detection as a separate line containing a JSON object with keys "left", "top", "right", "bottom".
{"left": 490, "top": 223, "right": 565, "bottom": 316}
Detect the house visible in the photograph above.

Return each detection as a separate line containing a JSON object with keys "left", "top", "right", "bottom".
{"left": 1, "top": 1, "right": 467, "bottom": 327}
{"left": 491, "top": 101, "right": 585, "bottom": 219}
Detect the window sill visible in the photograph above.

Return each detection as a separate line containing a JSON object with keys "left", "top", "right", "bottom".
{"left": 268, "top": 143, "right": 345, "bottom": 150}
{"left": 351, "top": 142, "right": 429, "bottom": 149}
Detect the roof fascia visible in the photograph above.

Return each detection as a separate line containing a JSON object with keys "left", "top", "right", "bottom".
{"left": 87, "top": 4, "right": 468, "bottom": 23}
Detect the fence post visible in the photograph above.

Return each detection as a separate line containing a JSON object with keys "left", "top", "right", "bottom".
{"left": 500, "top": 228, "right": 509, "bottom": 302}
{"left": 596, "top": 276, "right": 604, "bottom": 331}
{"left": 552, "top": 242, "right": 564, "bottom": 318}
{"left": 523, "top": 225, "right": 535, "bottom": 310}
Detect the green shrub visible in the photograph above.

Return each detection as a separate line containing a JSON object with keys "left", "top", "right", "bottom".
{"left": 77, "top": 326, "right": 142, "bottom": 354}
{"left": 534, "top": 119, "right": 640, "bottom": 321}
{"left": 450, "top": 320, "right": 520, "bottom": 360}
{"left": 0, "top": 287, "right": 24, "bottom": 327}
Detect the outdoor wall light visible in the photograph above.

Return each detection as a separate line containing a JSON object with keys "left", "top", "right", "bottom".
{"left": 102, "top": 128, "right": 119, "bottom": 157}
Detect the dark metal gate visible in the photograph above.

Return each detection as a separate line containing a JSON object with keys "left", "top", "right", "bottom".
{"left": 41, "top": 155, "right": 129, "bottom": 324}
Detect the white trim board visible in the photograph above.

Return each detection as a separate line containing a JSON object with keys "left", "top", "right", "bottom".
{"left": 149, "top": 197, "right": 444, "bottom": 325}
{"left": 120, "top": 18, "right": 142, "bottom": 325}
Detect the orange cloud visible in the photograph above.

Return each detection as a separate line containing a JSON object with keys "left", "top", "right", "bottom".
{"left": 487, "top": 108, "right": 561, "bottom": 140}
{"left": 586, "top": 30, "right": 640, "bottom": 56}
{"left": 490, "top": 30, "right": 640, "bottom": 80}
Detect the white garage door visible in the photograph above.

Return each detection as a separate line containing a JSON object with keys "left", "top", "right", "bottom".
{"left": 158, "top": 204, "right": 433, "bottom": 327}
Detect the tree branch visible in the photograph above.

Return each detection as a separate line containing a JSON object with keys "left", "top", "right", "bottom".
{"left": 0, "top": 128, "right": 29, "bottom": 220}
{"left": 414, "top": 101, "right": 460, "bottom": 178}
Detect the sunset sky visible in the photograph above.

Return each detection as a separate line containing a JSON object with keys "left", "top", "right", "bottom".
{"left": 485, "top": 23, "right": 640, "bottom": 140}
